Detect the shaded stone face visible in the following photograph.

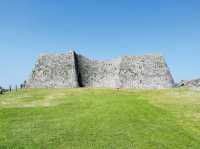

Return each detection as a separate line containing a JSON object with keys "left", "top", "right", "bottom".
{"left": 26, "top": 51, "right": 174, "bottom": 89}
{"left": 76, "top": 55, "right": 121, "bottom": 88}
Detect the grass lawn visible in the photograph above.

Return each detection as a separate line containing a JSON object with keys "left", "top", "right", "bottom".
{"left": 0, "top": 88, "right": 200, "bottom": 149}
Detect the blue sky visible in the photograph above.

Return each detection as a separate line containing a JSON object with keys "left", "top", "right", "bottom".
{"left": 0, "top": 0, "right": 200, "bottom": 87}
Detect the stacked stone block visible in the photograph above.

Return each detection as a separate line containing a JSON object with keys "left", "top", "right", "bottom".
{"left": 26, "top": 51, "right": 78, "bottom": 88}
{"left": 26, "top": 51, "right": 174, "bottom": 89}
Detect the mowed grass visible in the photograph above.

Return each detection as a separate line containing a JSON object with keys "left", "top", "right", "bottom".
{"left": 0, "top": 88, "right": 200, "bottom": 149}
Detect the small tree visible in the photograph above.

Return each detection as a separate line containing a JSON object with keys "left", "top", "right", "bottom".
{"left": 9, "top": 85, "right": 12, "bottom": 92}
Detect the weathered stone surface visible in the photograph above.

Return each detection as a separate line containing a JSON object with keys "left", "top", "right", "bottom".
{"left": 26, "top": 51, "right": 78, "bottom": 88}
{"left": 76, "top": 54, "right": 121, "bottom": 88}
{"left": 177, "top": 79, "right": 200, "bottom": 89}
{"left": 119, "top": 55, "right": 174, "bottom": 89}
{"left": 26, "top": 51, "right": 175, "bottom": 89}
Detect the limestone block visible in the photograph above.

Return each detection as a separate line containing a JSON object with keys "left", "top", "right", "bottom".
{"left": 26, "top": 51, "right": 175, "bottom": 89}
{"left": 26, "top": 51, "right": 78, "bottom": 88}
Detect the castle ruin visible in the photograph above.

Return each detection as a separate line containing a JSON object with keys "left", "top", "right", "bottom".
{"left": 26, "top": 50, "right": 175, "bottom": 89}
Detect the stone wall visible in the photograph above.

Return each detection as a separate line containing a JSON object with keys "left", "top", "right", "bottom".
{"left": 76, "top": 54, "right": 121, "bottom": 88}
{"left": 26, "top": 51, "right": 79, "bottom": 88}
{"left": 177, "top": 79, "right": 200, "bottom": 89}
{"left": 26, "top": 51, "right": 175, "bottom": 89}
{"left": 119, "top": 55, "right": 174, "bottom": 89}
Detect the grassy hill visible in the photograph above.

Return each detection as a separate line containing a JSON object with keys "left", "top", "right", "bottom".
{"left": 0, "top": 88, "right": 200, "bottom": 149}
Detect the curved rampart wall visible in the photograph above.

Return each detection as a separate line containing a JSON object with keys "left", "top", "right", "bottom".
{"left": 77, "top": 55, "right": 121, "bottom": 88}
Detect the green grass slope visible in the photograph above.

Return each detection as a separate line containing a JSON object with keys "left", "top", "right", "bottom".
{"left": 0, "top": 88, "right": 200, "bottom": 149}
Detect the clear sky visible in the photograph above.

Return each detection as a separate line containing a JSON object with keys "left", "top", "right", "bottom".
{"left": 0, "top": 0, "right": 200, "bottom": 87}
